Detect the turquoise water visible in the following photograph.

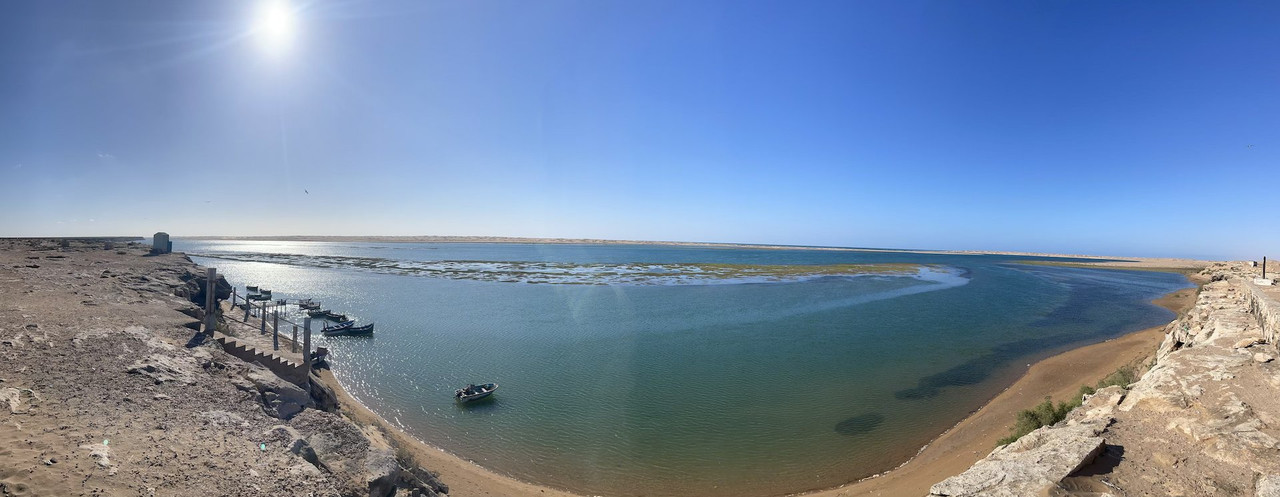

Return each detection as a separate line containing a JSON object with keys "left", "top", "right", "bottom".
{"left": 179, "top": 241, "right": 1190, "bottom": 496}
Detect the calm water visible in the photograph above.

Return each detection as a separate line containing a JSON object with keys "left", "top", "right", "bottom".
{"left": 178, "top": 240, "right": 1189, "bottom": 496}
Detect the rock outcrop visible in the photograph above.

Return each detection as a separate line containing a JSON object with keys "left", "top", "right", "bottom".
{"left": 175, "top": 266, "right": 232, "bottom": 307}
{"left": 931, "top": 263, "right": 1280, "bottom": 496}
{"left": 0, "top": 239, "right": 451, "bottom": 497}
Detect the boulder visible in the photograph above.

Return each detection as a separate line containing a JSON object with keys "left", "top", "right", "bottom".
{"left": 176, "top": 269, "right": 232, "bottom": 307}
{"left": 1256, "top": 353, "right": 1276, "bottom": 364}
{"left": 1258, "top": 475, "right": 1280, "bottom": 497}
{"left": 1, "top": 387, "right": 37, "bottom": 414}
{"left": 309, "top": 376, "right": 340, "bottom": 412}
{"left": 1235, "top": 337, "right": 1265, "bottom": 349}
{"left": 264, "top": 425, "right": 329, "bottom": 472}
{"left": 928, "top": 423, "right": 1106, "bottom": 497}
{"left": 127, "top": 354, "right": 197, "bottom": 385}
{"left": 247, "top": 367, "right": 310, "bottom": 419}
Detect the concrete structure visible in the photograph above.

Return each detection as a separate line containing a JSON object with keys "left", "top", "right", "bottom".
{"left": 152, "top": 232, "right": 171, "bottom": 254}
{"left": 212, "top": 332, "right": 308, "bottom": 385}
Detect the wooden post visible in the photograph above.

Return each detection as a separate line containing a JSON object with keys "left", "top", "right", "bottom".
{"left": 203, "top": 268, "right": 217, "bottom": 336}
{"left": 243, "top": 292, "right": 250, "bottom": 321}
{"left": 272, "top": 310, "right": 280, "bottom": 350}
{"left": 1264, "top": 256, "right": 1268, "bottom": 279}
{"left": 302, "top": 317, "right": 312, "bottom": 368}
{"left": 291, "top": 324, "right": 298, "bottom": 353}
{"left": 260, "top": 302, "right": 267, "bottom": 334}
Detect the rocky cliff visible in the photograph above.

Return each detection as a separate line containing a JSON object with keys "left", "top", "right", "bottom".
{"left": 0, "top": 239, "right": 446, "bottom": 497}
{"left": 930, "top": 263, "right": 1280, "bottom": 497}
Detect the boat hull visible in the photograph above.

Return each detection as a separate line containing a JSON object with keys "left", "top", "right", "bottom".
{"left": 455, "top": 383, "right": 498, "bottom": 403}
{"left": 322, "top": 323, "right": 373, "bottom": 337}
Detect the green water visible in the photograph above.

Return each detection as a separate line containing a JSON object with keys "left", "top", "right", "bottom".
{"left": 181, "top": 240, "right": 1189, "bottom": 496}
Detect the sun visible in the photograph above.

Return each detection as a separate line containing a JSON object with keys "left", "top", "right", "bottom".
{"left": 253, "top": 1, "right": 297, "bottom": 56}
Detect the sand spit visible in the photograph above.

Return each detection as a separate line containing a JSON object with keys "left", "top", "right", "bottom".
{"left": 0, "top": 239, "right": 446, "bottom": 496}
{"left": 180, "top": 235, "right": 1218, "bottom": 268}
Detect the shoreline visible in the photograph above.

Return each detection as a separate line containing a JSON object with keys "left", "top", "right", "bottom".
{"left": 314, "top": 369, "right": 585, "bottom": 497}
{"left": 309, "top": 272, "right": 1204, "bottom": 497}
{"left": 797, "top": 281, "right": 1202, "bottom": 497}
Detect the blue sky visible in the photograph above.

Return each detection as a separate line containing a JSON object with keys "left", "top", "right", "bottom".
{"left": 1, "top": 1, "right": 1276, "bottom": 259}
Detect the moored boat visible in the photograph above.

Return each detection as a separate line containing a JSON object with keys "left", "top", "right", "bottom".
{"left": 321, "top": 320, "right": 355, "bottom": 332}
{"left": 245, "top": 285, "right": 259, "bottom": 292}
{"left": 307, "top": 309, "right": 331, "bottom": 318}
{"left": 324, "top": 311, "right": 348, "bottom": 321}
{"left": 323, "top": 323, "right": 373, "bottom": 337}
{"left": 455, "top": 383, "right": 497, "bottom": 402}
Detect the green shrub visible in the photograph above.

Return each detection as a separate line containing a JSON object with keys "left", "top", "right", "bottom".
{"left": 1095, "top": 365, "right": 1136, "bottom": 389}
{"left": 997, "top": 395, "right": 1080, "bottom": 446}
{"left": 997, "top": 364, "right": 1140, "bottom": 446}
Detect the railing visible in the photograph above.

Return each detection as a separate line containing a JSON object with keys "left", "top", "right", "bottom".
{"left": 226, "top": 286, "right": 314, "bottom": 364}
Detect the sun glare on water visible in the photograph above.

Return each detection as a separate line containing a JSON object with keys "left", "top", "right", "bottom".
{"left": 253, "top": 1, "right": 297, "bottom": 56}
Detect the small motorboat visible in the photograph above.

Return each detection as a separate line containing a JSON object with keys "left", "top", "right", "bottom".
{"left": 307, "top": 309, "right": 331, "bottom": 318}
{"left": 245, "top": 285, "right": 259, "bottom": 292}
{"left": 455, "top": 383, "right": 497, "bottom": 403}
{"left": 298, "top": 300, "right": 321, "bottom": 310}
{"left": 323, "top": 323, "right": 373, "bottom": 337}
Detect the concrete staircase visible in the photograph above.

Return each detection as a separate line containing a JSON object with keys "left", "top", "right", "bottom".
{"left": 213, "top": 332, "right": 308, "bottom": 385}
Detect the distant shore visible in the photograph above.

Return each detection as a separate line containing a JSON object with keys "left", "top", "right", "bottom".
{"left": 180, "top": 235, "right": 1215, "bottom": 269}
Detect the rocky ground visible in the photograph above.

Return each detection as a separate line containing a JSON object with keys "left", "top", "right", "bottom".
{"left": 930, "top": 262, "right": 1280, "bottom": 497}
{"left": 0, "top": 239, "right": 447, "bottom": 497}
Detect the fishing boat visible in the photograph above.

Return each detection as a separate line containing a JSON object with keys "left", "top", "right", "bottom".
{"left": 324, "top": 311, "right": 348, "bottom": 321}
{"left": 247, "top": 294, "right": 272, "bottom": 301}
{"left": 245, "top": 285, "right": 259, "bottom": 292}
{"left": 298, "top": 300, "right": 321, "bottom": 310}
{"left": 455, "top": 383, "right": 497, "bottom": 403}
{"left": 321, "top": 320, "right": 355, "bottom": 332}
{"left": 323, "top": 323, "right": 373, "bottom": 337}
{"left": 307, "top": 309, "right": 331, "bottom": 318}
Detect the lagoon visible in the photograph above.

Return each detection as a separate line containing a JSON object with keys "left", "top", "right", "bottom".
{"left": 181, "top": 240, "right": 1189, "bottom": 496}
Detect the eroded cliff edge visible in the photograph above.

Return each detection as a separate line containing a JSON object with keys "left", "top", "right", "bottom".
{"left": 930, "top": 262, "right": 1280, "bottom": 497}
{"left": 0, "top": 239, "right": 446, "bottom": 497}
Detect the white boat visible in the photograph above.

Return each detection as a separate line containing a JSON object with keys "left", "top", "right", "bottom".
{"left": 454, "top": 383, "right": 497, "bottom": 403}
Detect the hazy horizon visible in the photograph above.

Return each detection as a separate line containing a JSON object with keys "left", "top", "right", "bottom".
{"left": 8, "top": 232, "right": 1234, "bottom": 261}
{"left": 3, "top": 1, "right": 1277, "bottom": 261}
